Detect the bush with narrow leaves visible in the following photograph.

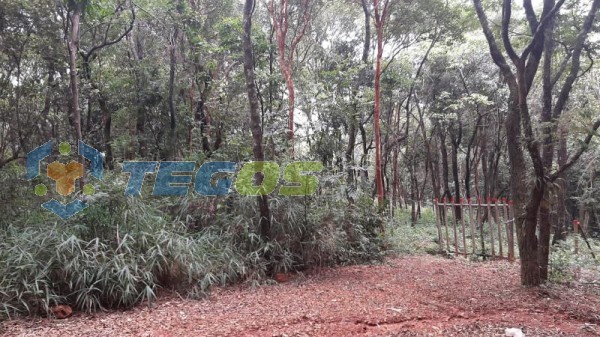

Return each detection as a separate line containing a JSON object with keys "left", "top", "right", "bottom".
{"left": 0, "top": 169, "right": 386, "bottom": 318}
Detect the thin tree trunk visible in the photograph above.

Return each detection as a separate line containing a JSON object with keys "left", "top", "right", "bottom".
{"left": 538, "top": 5, "right": 556, "bottom": 280}
{"left": 243, "top": 0, "right": 271, "bottom": 240}
{"left": 450, "top": 137, "right": 462, "bottom": 218}
{"left": 373, "top": 0, "right": 389, "bottom": 208}
{"left": 553, "top": 127, "right": 568, "bottom": 243}
{"left": 42, "top": 62, "right": 55, "bottom": 140}
{"left": 267, "top": 0, "right": 311, "bottom": 158}
{"left": 439, "top": 132, "right": 451, "bottom": 199}
{"left": 167, "top": 22, "right": 179, "bottom": 160}
{"left": 130, "top": 24, "right": 147, "bottom": 158}
{"left": 346, "top": 115, "right": 357, "bottom": 203}
{"left": 67, "top": 5, "right": 84, "bottom": 188}
{"left": 359, "top": 122, "right": 369, "bottom": 186}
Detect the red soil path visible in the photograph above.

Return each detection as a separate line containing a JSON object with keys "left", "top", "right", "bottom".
{"left": 3, "top": 255, "right": 599, "bottom": 336}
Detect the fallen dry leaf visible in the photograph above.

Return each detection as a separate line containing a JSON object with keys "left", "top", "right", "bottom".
{"left": 2, "top": 255, "right": 599, "bottom": 336}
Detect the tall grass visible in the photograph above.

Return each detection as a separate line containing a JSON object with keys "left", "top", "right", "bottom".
{"left": 0, "top": 217, "right": 246, "bottom": 316}
{"left": 0, "top": 168, "right": 385, "bottom": 318}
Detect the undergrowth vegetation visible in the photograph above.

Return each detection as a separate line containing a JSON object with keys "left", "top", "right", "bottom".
{"left": 389, "top": 207, "right": 440, "bottom": 255}
{"left": 2, "top": 162, "right": 597, "bottom": 319}
{"left": 0, "top": 167, "right": 384, "bottom": 318}
{"left": 390, "top": 207, "right": 600, "bottom": 283}
{"left": 549, "top": 237, "right": 600, "bottom": 284}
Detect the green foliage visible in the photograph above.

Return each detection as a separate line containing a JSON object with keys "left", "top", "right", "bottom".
{"left": 4, "top": 0, "right": 600, "bottom": 318}
{"left": 549, "top": 237, "right": 600, "bottom": 284}
{"left": 0, "top": 165, "right": 386, "bottom": 318}
{"left": 389, "top": 208, "right": 440, "bottom": 255}
{"left": 0, "top": 193, "right": 248, "bottom": 317}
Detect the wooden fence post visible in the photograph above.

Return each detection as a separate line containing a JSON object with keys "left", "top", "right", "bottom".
{"left": 574, "top": 219, "right": 580, "bottom": 255}
{"left": 443, "top": 198, "right": 450, "bottom": 251}
{"left": 494, "top": 199, "right": 503, "bottom": 258}
{"left": 478, "top": 198, "right": 485, "bottom": 255}
{"left": 506, "top": 200, "right": 515, "bottom": 262}
{"left": 459, "top": 198, "right": 467, "bottom": 254}
{"left": 468, "top": 198, "right": 476, "bottom": 255}
{"left": 451, "top": 198, "right": 459, "bottom": 255}
{"left": 486, "top": 198, "right": 495, "bottom": 258}
{"left": 433, "top": 199, "right": 443, "bottom": 251}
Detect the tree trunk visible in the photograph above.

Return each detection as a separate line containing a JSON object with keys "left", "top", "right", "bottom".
{"left": 101, "top": 101, "right": 114, "bottom": 169}
{"left": 268, "top": 0, "right": 311, "bottom": 158}
{"left": 538, "top": 7, "right": 556, "bottom": 280}
{"left": 473, "top": 0, "right": 556, "bottom": 286}
{"left": 41, "top": 62, "right": 55, "bottom": 140}
{"left": 359, "top": 122, "right": 369, "bottom": 186}
{"left": 285, "top": 71, "right": 295, "bottom": 153}
{"left": 68, "top": 7, "right": 82, "bottom": 144}
{"left": 392, "top": 148, "right": 399, "bottom": 210}
{"left": 507, "top": 90, "right": 542, "bottom": 286}
{"left": 450, "top": 137, "right": 462, "bottom": 218}
{"left": 67, "top": 5, "right": 84, "bottom": 188}
{"left": 345, "top": 114, "right": 357, "bottom": 203}
{"left": 130, "top": 24, "right": 147, "bottom": 158}
{"left": 553, "top": 128, "right": 568, "bottom": 243}
{"left": 360, "top": 0, "right": 370, "bottom": 63}
{"left": 373, "top": 0, "right": 388, "bottom": 208}
{"left": 439, "top": 132, "right": 451, "bottom": 199}
{"left": 167, "top": 22, "right": 179, "bottom": 160}
{"left": 243, "top": 0, "right": 271, "bottom": 240}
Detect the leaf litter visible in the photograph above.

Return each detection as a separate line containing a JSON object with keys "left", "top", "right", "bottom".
{"left": 2, "top": 255, "right": 599, "bottom": 336}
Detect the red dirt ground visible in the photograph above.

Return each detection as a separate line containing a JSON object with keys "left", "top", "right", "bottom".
{"left": 2, "top": 255, "right": 600, "bottom": 336}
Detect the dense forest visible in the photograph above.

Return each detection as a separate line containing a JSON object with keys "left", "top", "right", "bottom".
{"left": 1, "top": 0, "right": 600, "bottom": 321}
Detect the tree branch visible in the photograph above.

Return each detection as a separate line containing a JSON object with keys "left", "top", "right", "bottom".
{"left": 523, "top": 0, "right": 539, "bottom": 32}
{"left": 0, "top": 154, "right": 22, "bottom": 170}
{"left": 85, "top": 2, "right": 136, "bottom": 59}
{"left": 472, "top": 0, "right": 515, "bottom": 83}
{"left": 501, "top": 0, "right": 520, "bottom": 64}
{"left": 551, "top": 0, "right": 600, "bottom": 119}
{"left": 520, "top": 0, "right": 566, "bottom": 61}
{"left": 550, "top": 118, "right": 600, "bottom": 182}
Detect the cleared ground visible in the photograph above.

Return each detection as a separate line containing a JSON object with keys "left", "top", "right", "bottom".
{"left": 3, "top": 255, "right": 600, "bottom": 336}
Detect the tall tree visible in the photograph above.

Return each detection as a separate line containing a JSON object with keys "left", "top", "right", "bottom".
{"left": 372, "top": 0, "right": 390, "bottom": 207}
{"left": 473, "top": 0, "right": 600, "bottom": 285}
{"left": 166, "top": 0, "right": 183, "bottom": 160}
{"left": 67, "top": 1, "right": 83, "bottom": 146}
{"left": 267, "top": 0, "right": 312, "bottom": 157}
{"left": 243, "top": 0, "right": 271, "bottom": 240}
{"left": 66, "top": 0, "right": 85, "bottom": 189}
{"left": 79, "top": 1, "right": 135, "bottom": 169}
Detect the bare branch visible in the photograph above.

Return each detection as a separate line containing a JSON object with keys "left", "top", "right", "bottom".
{"left": 551, "top": 48, "right": 572, "bottom": 86}
{"left": 552, "top": 0, "right": 600, "bottom": 119}
{"left": 520, "top": 0, "right": 566, "bottom": 60}
{"left": 523, "top": 0, "right": 539, "bottom": 32}
{"left": 472, "top": 0, "right": 515, "bottom": 82}
{"left": 0, "top": 154, "right": 23, "bottom": 170}
{"left": 501, "top": 0, "right": 520, "bottom": 64}
{"left": 85, "top": 2, "right": 136, "bottom": 59}
{"left": 550, "top": 119, "right": 600, "bottom": 181}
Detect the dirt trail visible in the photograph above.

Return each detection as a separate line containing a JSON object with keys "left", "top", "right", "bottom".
{"left": 3, "top": 255, "right": 600, "bottom": 336}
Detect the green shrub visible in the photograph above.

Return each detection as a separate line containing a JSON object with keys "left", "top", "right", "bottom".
{"left": 549, "top": 237, "right": 600, "bottom": 284}
{"left": 0, "top": 222, "right": 248, "bottom": 317}
{"left": 0, "top": 183, "right": 248, "bottom": 317}
{"left": 386, "top": 207, "right": 440, "bottom": 256}
{"left": 0, "top": 175, "right": 386, "bottom": 318}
